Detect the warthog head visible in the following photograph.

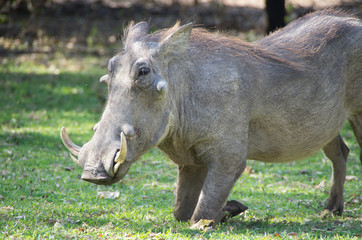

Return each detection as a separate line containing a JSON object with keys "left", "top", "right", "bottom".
{"left": 61, "top": 22, "right": 192, "bottom": 185}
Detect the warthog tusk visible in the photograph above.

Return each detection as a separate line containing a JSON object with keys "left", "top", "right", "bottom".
{"left": 60, "top": 127, "right": 81, "bottom": 157}
{"left": 115, "top": 132, "right": 127, "bottom": 164}
{"left": 114, "top": 132, "right": 127, "bottom": 174}
{"left": 113, "top": 161, "right": 122, "bottom": 174}
{"left": 69, "top": 153, "right": 82, "bottom": 167}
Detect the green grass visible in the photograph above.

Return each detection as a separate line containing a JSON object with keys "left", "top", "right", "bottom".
{"left": 0, "top": 52, "right": 361, "bottom": 239}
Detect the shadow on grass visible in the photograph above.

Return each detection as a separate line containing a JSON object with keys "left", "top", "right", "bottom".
{"left": 224, "top": 216, "right": 359, "bottom": 238}
{"left": 0, "top": 130, "right": 76, "bottom": 152}
{"left": 0, "top": 72, "right": 106, "bottom": 115}
{"left": 59, "top": 187, "right": 360, "bottom": 238}
{"left": 72, "top": 213, "right": 359, "bottom": 238}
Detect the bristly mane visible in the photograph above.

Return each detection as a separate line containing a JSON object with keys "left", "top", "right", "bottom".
{"left": 189, "top": 28, "right": 302, "bottom": 69}
{"left": 258, "top": 9, "right": 359, "bottom": 62}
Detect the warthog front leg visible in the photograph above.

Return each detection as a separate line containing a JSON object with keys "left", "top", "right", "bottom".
{"left": 322, "top": 134, "right": 349, "bottom": 215}
{"left": 190, "top": 159, "right": 246, "bottom": 224}
{"left": 173, "top": 165, "right": 207, "bottom": 221}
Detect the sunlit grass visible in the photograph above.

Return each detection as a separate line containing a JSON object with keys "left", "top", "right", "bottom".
{"left": 0, "top": 53, "right": 361, "bottom": 239}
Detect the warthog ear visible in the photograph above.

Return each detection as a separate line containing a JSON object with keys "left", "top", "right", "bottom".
{"left": 158, "top": 22, "right": 193, "bottom": 58}
{"left": 124, "top": 22, "right": 150, "bottom": 49}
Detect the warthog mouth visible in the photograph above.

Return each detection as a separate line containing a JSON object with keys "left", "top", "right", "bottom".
{"left": 60, "top": 127, "right": 128, "bottom": 182}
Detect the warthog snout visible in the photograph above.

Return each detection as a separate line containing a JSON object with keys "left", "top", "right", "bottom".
{"left": 60, "top": 127, "right": 129, "bottom": 185}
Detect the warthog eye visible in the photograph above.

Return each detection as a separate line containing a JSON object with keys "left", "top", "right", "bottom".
{"left": 138, "top": 67, "right": 150, "bottom": 77}
{"left": 135, "top": 66, "right": 154, "bottom": 88}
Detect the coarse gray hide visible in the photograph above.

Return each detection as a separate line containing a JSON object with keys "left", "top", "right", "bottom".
{"left": 61, "top": 9, "right": 362, "bottom": 225}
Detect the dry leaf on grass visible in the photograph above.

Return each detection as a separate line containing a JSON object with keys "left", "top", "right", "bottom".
{"left": 315, "top": 179, "right": 328, "bottom": 190}
{"left": 54, "top": 222, "right": 64, "bottom": 231}
{"left": 346, "top": 175, "right": 359, "bottom": 181}
{"left": 243, "top": 165, "right": 254, "bottom": 174}
{"left": 190, "top": 219, "right": 214, "bottom": 230}
{"left": 96, "top": 190, "right": 120, "bottom": 199}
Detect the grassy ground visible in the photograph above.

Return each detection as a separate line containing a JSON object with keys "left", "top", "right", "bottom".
{"left": 0, "top": 51, "right": 361, "bottom": 239}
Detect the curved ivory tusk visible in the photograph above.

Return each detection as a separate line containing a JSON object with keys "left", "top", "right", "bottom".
{"left": 69, "top": 153, "right": 82, "bottom": 167}
{"left": 60, "top": 127, "right": 81, "bottom": 157}
{"left": 113, "top": 161, "right": 122, "bottom": 174}
{"left": 114, "top": 132, "right": 127, "bottom": 164}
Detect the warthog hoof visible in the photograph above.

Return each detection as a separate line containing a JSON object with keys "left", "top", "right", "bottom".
{"left": 221, "top": 200, "right": 248, "bottom": 222}
{"left": 323, "top": 193, "right": 344, "bottom": 217}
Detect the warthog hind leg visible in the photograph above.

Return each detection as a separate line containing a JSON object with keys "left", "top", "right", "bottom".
{"left": 322, "top": 134, "right": 349, "bottom": 215}
{"left": 349, "top": 113, "right": 362, "bottom": 164}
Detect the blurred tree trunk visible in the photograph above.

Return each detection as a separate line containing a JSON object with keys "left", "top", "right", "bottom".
{"left": 21, "top": 0, "right": 48, "bottom": 38}
{"left": 266, "top": 0, "right": 285, "bottom": 33}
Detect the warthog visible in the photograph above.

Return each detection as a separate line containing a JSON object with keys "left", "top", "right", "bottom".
{"left": 61, "top": 9, "right": 362, "bottom": 224}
